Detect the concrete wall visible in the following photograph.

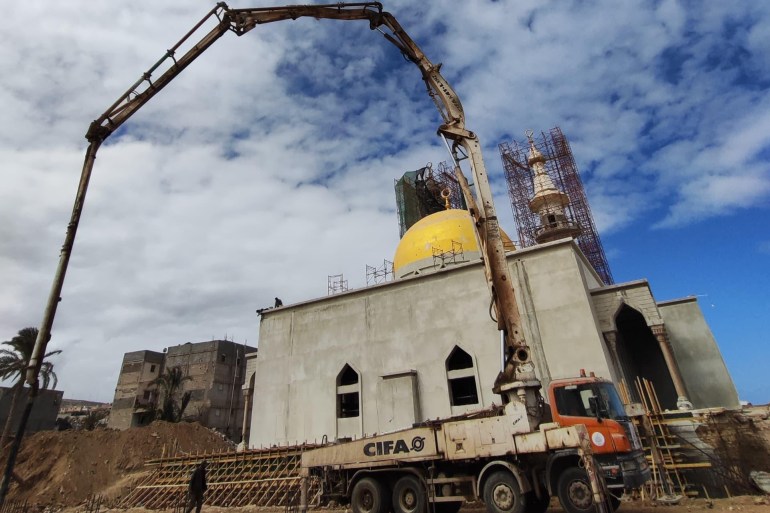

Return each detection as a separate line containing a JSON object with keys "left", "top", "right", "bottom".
{"left": 658, "top": 298, "right": 740, "bottom": 409}
{"left": 0, "top": 387, "right": 63, "bottom": 433}
{"left": 108, "top": 350, "right": 165, "bottom": 430}
{"left": 248, "top": 240, "right": 614, "bottom": 447}
{"left": 591, "top": 280, "right": 664, "bottom": 332}
{"left": 109, "top": 341, "right": 256, "bottom": 440}
{"left": 165, "top": 340, "right": 256, "bottom": 441}
{"left": 511, "top": 240, "right": 614, "bottom": 388}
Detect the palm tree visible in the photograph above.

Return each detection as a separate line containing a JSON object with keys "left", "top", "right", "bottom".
{"left": 150, "top": 366, "right": 192, "bottom": 422}
{"left": 0, "top": 327, "right": 62, "bottom": 448}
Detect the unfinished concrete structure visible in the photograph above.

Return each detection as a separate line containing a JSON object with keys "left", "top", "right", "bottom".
{"left": 246, "top": 127, "right": 739, "bottom": 446}
{"left": 247, "top": 220, "right": 739, "bottom": 447}
{"left": 109, "top": 340, "right": 256, "bottom": 441}
{"left": 238, "top": 123, "right": 743, "bottom": 494}
{"left": 108, "top": 350, "right": 165, "bottom": 429}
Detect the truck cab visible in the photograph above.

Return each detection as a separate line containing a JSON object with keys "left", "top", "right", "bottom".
{"left": 548, "top": 373, "right": 651, "bottom": 494}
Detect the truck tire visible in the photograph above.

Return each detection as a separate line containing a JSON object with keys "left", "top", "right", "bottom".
{"left": 393, "top": 475, "right": 426, "bottom": 513}
{"left": 352, "top": 477, "right": 390, "bottom": 513}
{"left": 483, "top": 471, "right": 527, "bottom": 513}
{"left": 556, "top": 468, "right": 618, "bottom": 513}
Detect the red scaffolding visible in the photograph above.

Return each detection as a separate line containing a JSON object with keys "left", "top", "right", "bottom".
{"left": 499, "top": 127, "right": 614, "bottom": 285}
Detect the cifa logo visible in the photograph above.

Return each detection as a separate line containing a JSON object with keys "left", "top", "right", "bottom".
{"left": 363, "top": 436, "right": 426, "bottom": 456}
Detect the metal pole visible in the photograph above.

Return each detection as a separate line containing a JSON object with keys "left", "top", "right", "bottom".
{"left": 26, "top": 140, "right": 102, "bottom": 387}
{"left": 1, "top": 140, "right": 103, "bottom": 506}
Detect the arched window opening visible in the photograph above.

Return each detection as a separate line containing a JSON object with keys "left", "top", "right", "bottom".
{"left": 338, "top": 364, "right": 359, "bottom": 386}
{"left": 336, "top": 364, "right": 360, "bottom": 418}
{"left": 445, "top": 347, "right": 479, "bottom": 406}
{"left": 447, "top": 347, "right": 474, "bottom": 371}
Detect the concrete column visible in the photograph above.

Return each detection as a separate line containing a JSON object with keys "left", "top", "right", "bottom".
{"left": 650, "top": 324, "right": 690, "bottom": 407}
{"left": 602, "top": 331, "right": 628, "bottom": 387}
{"left": 240, "top": 388, "right": 253, "bottom": 448}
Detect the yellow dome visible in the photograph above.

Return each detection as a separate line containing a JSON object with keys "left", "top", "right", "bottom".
{"left": 393, "top": 209, "right": 515, "bottom": 279}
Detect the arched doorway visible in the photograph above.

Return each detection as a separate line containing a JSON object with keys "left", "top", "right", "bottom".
{"left": 615, "top": 305, "right": 678, "bottom": 409}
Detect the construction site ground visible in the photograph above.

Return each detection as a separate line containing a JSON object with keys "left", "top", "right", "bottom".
{"left": 52, "top": 496, "right": 769, "bottom": 513}
{"left": 3, "top": 413, "right": 769, "bottom": 512}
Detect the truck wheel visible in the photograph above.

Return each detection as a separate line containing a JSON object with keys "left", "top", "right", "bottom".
{"left": 526, "top": 491, "right": 550, "bottom": 513}
{"left": 352, "top": 477, "right": 390, "bottom": 513}
{"left": 393, "top": 475, "right": 426, "bottom": 513}
{"left": 557, "top": 468, "right": 616, "bottom": 513}
{"left": 483, "top": 471, "right": 527, "bottom": 513}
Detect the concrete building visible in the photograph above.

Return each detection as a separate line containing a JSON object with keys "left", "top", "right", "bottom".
{"left": 0, "top": 386, "right": 63, "bottom": 434}
{"left": 109, "top": 340, "right": 256, "bottom": 441}
{"left": 108, "top": 350, "right": 165, "bottom": 430}
{"left": 244, "top": 208, "right": 739, "bottom": 447}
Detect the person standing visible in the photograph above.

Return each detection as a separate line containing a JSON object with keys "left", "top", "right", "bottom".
{"left": 185, "top": 460, "right": 208, "bottom": 513}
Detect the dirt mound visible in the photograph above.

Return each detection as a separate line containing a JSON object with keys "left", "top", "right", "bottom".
{"left": 6, "top": 421, "right": 234, "bottom": 506}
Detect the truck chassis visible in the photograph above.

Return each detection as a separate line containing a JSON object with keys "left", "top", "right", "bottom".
{"left": 301, "top": 412, "right": 613, "bottom": 513}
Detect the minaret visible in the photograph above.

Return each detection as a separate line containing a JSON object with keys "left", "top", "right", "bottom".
{"left": 526, "top": 130, "right": 582, "bottom": 243}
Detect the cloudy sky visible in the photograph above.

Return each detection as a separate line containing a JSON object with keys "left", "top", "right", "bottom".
{"left": 1, "top": 0, "right": 768, "bottom": 404}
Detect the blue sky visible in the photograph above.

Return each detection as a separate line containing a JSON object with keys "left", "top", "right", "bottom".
{"left": 0, "top": 0, "right": 768, "bottom": 404}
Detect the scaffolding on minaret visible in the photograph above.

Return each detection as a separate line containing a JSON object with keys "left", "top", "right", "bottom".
{"left": 499, "top": 127, "right": 614, "bottom": 285}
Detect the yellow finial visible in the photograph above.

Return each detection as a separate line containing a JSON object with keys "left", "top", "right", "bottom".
{"left": 441, "top": 188, "right": 451, "bottom": 210}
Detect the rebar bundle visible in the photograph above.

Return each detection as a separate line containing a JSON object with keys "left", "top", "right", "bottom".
{"left": 119, "top": 445, "right": 321, "bottom": 509}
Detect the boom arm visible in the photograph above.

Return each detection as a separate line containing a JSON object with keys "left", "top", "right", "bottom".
{"left": 28, "top": 2, "right": 541, "bottom": 426}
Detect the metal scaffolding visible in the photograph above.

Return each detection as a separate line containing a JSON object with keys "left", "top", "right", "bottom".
{"left": 394, "top": 162, "right": 466, "bottom": 238}
{"left": 435, "top": 161, "right": 467, "bottom": 211}
{"left": 499, "top": 127, "right": 614, "bottom": 285}
{"left": 328, "top": 274, "right": 349, "bottom": 295}
{"left": 366, "top": 260, "right": 394, "bottom": 286}
{"left": 432, "top": 241, "right": 464, "bottom": 270}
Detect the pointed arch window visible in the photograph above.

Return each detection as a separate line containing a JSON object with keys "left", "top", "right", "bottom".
{"left": 336, "top": 364, "right": 360, "bottom": 418}
{"left": 445, "top": 346, "right": 479, "bottom": 406}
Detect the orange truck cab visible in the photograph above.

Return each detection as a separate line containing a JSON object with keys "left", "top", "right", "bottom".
{"left": 547, "top": 372, "right": 651, "bottom": 495}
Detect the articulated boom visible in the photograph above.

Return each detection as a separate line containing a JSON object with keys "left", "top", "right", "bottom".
{"left": 28, "top": 1, "right": 538, "bottom": 427}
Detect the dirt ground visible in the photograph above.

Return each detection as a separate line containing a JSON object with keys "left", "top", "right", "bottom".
{"left": 53, "top": 495, "right": 769, "bottom": 513}
{"left": 3, "top": 420, "right": 234, "bottom": 506}
{"left": 3, "top": 410, "right": 769, "bottom": 512}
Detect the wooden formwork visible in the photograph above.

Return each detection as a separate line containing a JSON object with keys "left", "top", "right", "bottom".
{"left": 119, "top": 444, "right": 321, "bottom": 509}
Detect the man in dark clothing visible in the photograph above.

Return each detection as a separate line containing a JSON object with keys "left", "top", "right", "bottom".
{"left": 185, "top": 460, "right": 207, "bottom": 513}
{"left": 274, "top": 297, "right": 283, "bottom": 307}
